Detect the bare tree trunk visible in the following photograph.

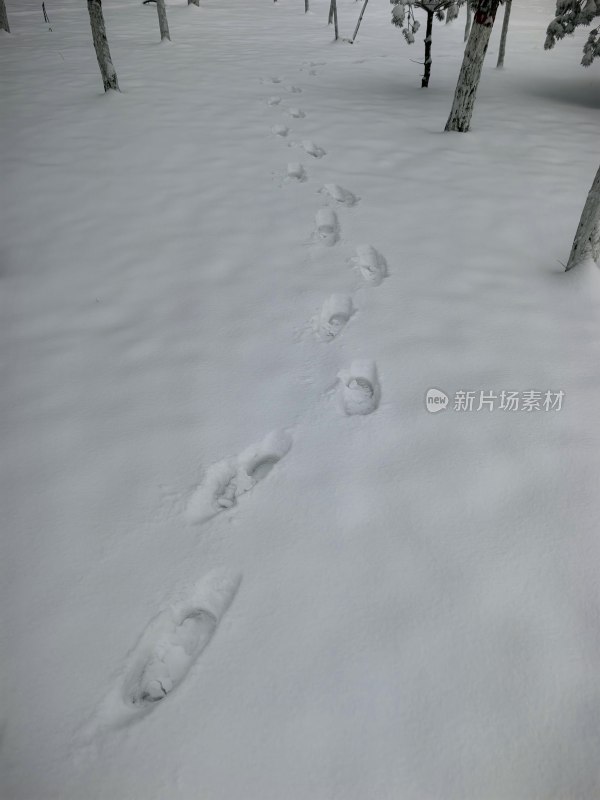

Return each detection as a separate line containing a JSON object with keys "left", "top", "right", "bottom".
{"left": 0, "top": 0, "right": 10, "bottom": 33}
{"left": 328, "top": 0, "right": 333, "bottom": 24}
{"left": 464, "top": 1, "right": 472, "bottom": 42}
{"left": 333, "top": 0, "right": 338, "bottom": 39}
{"left": 566, "top": 164, "right": 600, "bottom": 271}
{"left": 188, "top": 0, "right": 199, "bottom": 6}
{"left": 496, "top": 0, "right": 511, "bottom": 68}
{"left": 305, "top": 0, "right": 309, "bottom": 13}
{"left": 156, "top": 0, "right": 170, "bottom": 41}
{"left": 351, "top": 0, "right": 369, "bottom": 43}
{"left": 87, "top": 0, "right": 119, "bottom": 92}
{"left": 444, "top": 0, "right": 500, "bottom": 132}
{"left": 422, "top": 10, "right": 434, "bottom": 88}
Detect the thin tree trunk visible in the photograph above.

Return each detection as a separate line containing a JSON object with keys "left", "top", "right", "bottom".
{"left": 464, "top": 1, "right": 472, "bottom": 42}
{"left": 328, "top": 0, "right": 333, "bottom": 24}
{"left": 496, "top": 0, "right": 511, "bottom": 68}
{"left": 351, "top": 0, "right": 369, "bottom": 42}
{"left": 156, "top": 0, "right": 170, "bottom": 41}
{"left": 188, "top": 0, "right": 199, "bottom": 6}
{"left": 422, "top": 10, "right": 434, "bottom": 88}
{"left": 566, "top": 164, "right": 600, "bottom": 271}
{"left": 444, "top": 0, "right": 500, "bottom": 132}
{"left": 305, "top": 0, "right": 309, "bottom": 13}
{"left": 0, "top": 0, "right": 10, "bottom": 33}
{"left": 87, "top": 0, "right": 120, "bottom": 92}
{"left": 333, "top": 0, "right": 338, "bottom": 39}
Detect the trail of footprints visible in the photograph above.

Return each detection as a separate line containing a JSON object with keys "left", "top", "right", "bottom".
{"left": 261, "top": 73, "right": 386, "bottom": 419}
{"left": 84, "top": 70, "right": 389, "bottom": 741}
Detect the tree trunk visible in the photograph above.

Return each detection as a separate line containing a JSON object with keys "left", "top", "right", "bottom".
{"left": 351, "top": 0, "right": 370, "bottom": 43}
{"left": 305, "top": 0, "right": 309, "bottom": 13}
{"left": 566, "top": 164, "right": 600, "bottom": 271}
{"left": 328, "top": 0, "right": 333, "bottom": 24}
{"left": 188, "top": 0, "right": 199, "bottom": 6}
{"left": 332, "top": 0, "right": 338, "bottom": 39}
{"left": 0, "top": 0, "right": 10, "bottom": 33}
{"left": 87, "top": 0, "right": 119, "bottom": 92}
{"left": 464, "top": 1, "right": 472, "bottom": 42}
{"left": 422, "top": 10, "right": 434, "bottom": 88}
{"left": 444, "top": 0, "right": 500, "bottom": 132}
{"left": 496, "top": 0, "right": 511, "bottom": 67}
{"left": 156, "top": 0, "right": 170, "bottom": 41}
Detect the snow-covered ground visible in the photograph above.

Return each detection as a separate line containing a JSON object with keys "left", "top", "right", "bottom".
{"left": 1, "top": 1, "right": 600, "bottom": 797}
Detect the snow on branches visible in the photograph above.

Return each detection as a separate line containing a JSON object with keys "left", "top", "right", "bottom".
{"left": 545, "top": 0, "right": 600, "bottom": 65}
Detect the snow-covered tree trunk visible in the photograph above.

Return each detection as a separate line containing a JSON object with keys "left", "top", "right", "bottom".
{"left": 566, "top": 164, "right": 600, "bottom": 271}
{"left": 87, "top": 0, "right": 119, "bottom": 92}
{"left": 422, "top": 10, "right": 434, "bottom": 88}
{"left": 444, "top": 0, "right": 500, "bottom": 132}
{"left": 464, "top": 0, "right": 472, "bottom": 41}
{"left": 496, "top": 0, "right": 511, "bottom": 67}
{"left": 156, "top": 0, "right": 170, "bottom": 41}
{"left": 0, "top": 0, "right": 10, "bottom": 34}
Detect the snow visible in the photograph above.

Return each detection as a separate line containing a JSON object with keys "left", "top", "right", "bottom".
{"left": 1, "top": 0, "right": 600, "bottom": 798}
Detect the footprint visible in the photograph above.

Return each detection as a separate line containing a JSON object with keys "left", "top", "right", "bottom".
{"left": 315, "top": 207, "right": 339, "bottom": 247}
{"left": 187, "top": 429, "right": 293, "bottom": 524}
{"left": 317, "top": 294, "right": 354, "bottom": 340}
{"left": 271, "top": 124, "right": 289, "bottom": 137}
{"left": 287, "top": 162, "right": 307, "bottom": 181}
{"left": 262, "top": 76, "right": 282, "bottom": 84}
{"left": 302, "top": 140, "right": 326, "bottom": 158}
{"left": 338, "top": 360, "right": 380, "bottom": 416}
{"left": 354, "top": 245, "right": 388, "bottom": 285}
{"left": 288, "top": 108, "right": 305, "bottom": 119}
{"left": 80, "top": 570, "right": 241, "bottom": 738}
{"left": 321, "top": 183, "right": 358, "bottom": 206}
{"left": 267, "top": 96, "right": 282, "bottom": 106}
{"left": 285, "top": 85, "right": 302, "bottom": 93}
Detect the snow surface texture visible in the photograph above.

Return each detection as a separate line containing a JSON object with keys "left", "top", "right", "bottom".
{"left": 2, "top": 0, "right": 600, "bottom": 799}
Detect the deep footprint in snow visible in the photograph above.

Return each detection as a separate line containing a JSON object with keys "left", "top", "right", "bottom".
{"left": 271, "top": 124, "right": 289, "bottom": 137}
{"left": 338, "top": 360, "right": 380, "bottom": 416}
{"left": 288, "top": 108, "right": 305, "bottom": 118}
{"left": 315, "top": 207, "right": 339, "bottom": 247}
{"left": 354, "top": 244, "right": 388, "bottom": 286}
{"left": 267, "top": 96, "right": 282, "bottom": 106}
{"left": 321, "top": 183, "right": 359, "bottom": 206}
{"left": 317, "top": 294, "right": 354, "bottom": 340}
{"left": 186, "top": 429, "right": 293, "bottom": 524}
{"left": 302, "top": 140, "right": 326, "bottom": 158}
{"left": 80, "top": 570, "right": 241, "bottom": 737}
{"left": 287, "top": 162, "right": 307, "bottom": 181}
